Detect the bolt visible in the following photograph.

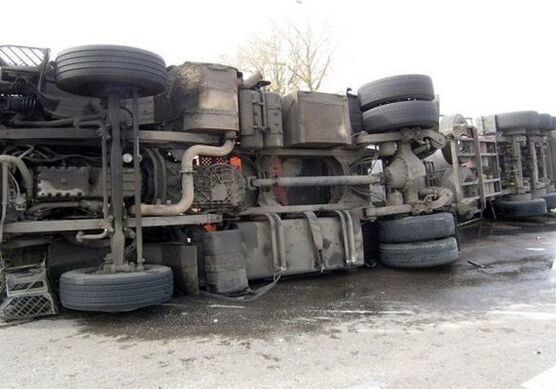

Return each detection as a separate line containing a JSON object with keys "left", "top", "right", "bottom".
{"left": 122, "top": 153, "right": 133, "bottom": 164}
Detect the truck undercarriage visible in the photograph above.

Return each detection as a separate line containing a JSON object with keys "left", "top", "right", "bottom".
{"left": 0, "top": 44, "right": 457, "bottom": 319}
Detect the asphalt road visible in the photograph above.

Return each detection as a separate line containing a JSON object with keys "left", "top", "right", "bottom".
{"left": 1, "top": 220, "right": 556, "bottom": 388}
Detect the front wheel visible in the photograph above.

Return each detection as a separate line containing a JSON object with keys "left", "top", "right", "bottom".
{"left": 59, "top": 265, "right": 173, "bottom": 312}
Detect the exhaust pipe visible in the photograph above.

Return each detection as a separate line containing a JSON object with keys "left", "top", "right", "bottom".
{"left": 240, "top": 71, "right": 269, "bottom": 89}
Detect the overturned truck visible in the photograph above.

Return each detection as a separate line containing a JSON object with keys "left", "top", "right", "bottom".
{"left": 0, "top": 45, "right": 457, "bottom": 318}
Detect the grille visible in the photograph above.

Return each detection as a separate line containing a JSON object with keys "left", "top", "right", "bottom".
{"left": 193, "top": 163, "right": 246, "bottom": 211}
{"left": 198, "top": 156, "right": 230, "bottom": 166}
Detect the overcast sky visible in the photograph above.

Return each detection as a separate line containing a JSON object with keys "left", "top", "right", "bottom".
{"left": 4, "top": 0, "right": 556, "bottom": 117}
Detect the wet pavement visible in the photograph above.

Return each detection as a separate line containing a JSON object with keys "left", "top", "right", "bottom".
{"left": 1, "top": 219, "right": 556, "bottom": 388}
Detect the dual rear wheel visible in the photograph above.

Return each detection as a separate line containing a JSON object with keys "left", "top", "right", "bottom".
{"left": 358, "top": 74, "right": 438, "bottom": 134}
{"left": 377, "top": 212, "right": 459, "bottom": 268}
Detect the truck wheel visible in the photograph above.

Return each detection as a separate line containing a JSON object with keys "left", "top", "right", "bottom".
{"left": 379, "top": 212, "right": 455, "bottom": 243}
{"left": 540, "top": 193, "right": 556, "bottom": 210}
{"left": 358, "top": 74, "right": 434, "bottom": 112}
{"left": 55, "top": 45, "right": 167, "bottom": 97}
{"left": 495, "top": 111, "right": 539, "bottom": 131}
{"left": 495, "top": 198, "right": 547, "bottom": 218}
{"left": 59, "top": 265, "right": 173, "bottom": 312}
{"left": 379, "top": 237, "right": 459, "bottom": 268}
{"left": 362, "top": 100, "right": 439, "bottom": 133}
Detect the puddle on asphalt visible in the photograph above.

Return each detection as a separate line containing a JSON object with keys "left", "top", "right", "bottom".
{"left": 460, "top": 218, "right": 556, "bottom": 240}
{"left": 68, "top": 256, "right": 556, "bottom": 342}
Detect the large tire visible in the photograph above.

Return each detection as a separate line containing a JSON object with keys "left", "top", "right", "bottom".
{"left": 362, "top": 100, "right": 439, "bottom": 133}
{"left": 495, "top": 111, "right": 539, "bottom": 131}
{"left": 538, "top": 113, "right": 553, "bottom": 131}
{"left": 379, "top": 212, "right": 455, "bottom": 243}
{"left": 55, "top": 45, "right": 167, "bottom": 97}
{"left": 540, "top": 193, "right": 556, "bottom": 210}
{"left": 495, "top": 198, "right": 547, "bottom": 218}
{"left": 358, "top": 75, "right": 434, "bottom": 112}
{"left": 379, "top": 237, "right": 459, "bottom": 268}
{"left": 59, "top": 265, "right": 173, "bottom": 312}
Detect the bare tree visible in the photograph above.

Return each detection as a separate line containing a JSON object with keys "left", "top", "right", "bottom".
{"left": 234, "top": 21, "right": 334, "bottom": 94}
{"left": 236, "top": 27, "right": 297, "bottom": 95}
{"left": 285, "top": 23, "right": 332, "bottom": 92}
